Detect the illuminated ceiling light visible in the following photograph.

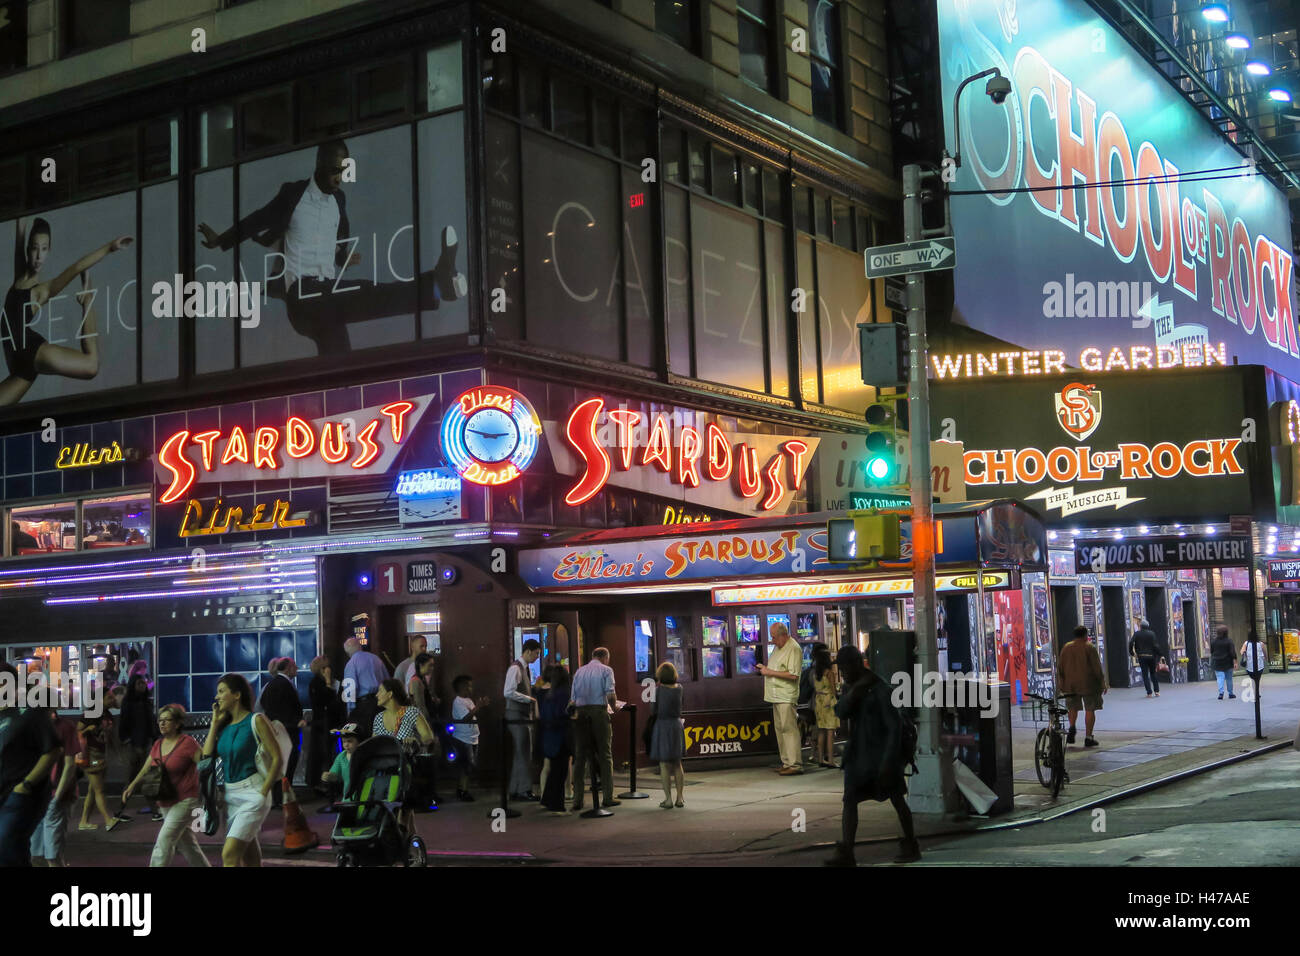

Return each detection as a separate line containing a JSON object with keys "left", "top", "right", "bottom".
{"left": 1200, "top": 1, "right": 1230, "bottom": 22}
{"left": 1205, "top": 525, "right": 1217, "bottom": 534}
{"left": 1174, "top": 523, "right": 1183, "bottom": 529}
{"left": 1139, "top": 524, "right": 1149, "bottom": 534}
{"left": 1071, "top": 527, "right": 1081, "bottom": 536}
{"left": 1178, "top": 531, "right": 1187, "bottom": 537}
{"left": 1226, "top": 32, "right": 1251, "bottom": 50}
{"left": 1113, "top": 531, "right": 1124, "bottom": 540}
{"left": 1246, "top": 59, "right": 1272, "bottom": 76}
{"left": 1048, "top": 531, "right": 1058, "bottom": 540}
{"left": 1268, "top": 86, "right": 1293, "bottom": 102}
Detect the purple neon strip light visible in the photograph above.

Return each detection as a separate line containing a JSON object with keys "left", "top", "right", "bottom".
{"left": 46, "top": 577, "right": 318, "bottom": 606}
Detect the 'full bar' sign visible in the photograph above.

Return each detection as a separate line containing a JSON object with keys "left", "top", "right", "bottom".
{"left": 1076, "top": 534, "right": 1250, "bottom": 573}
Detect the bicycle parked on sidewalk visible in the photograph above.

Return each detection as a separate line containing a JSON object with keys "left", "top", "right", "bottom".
{"left": 1025, "top": 693, "right": 1069, "bottom": 799}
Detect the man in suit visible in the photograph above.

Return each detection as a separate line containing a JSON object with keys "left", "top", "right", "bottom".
{"left": 259, "top": 657, "right": 305, "bottom": 806}
{"left": 197, "top": 139, "right": 466, "bottom": 355}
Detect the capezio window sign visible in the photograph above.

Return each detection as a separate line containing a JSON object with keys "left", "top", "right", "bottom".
{"left": 156, "top": 398, "right": 427, "bottom": 502}
{"left": 394, "top": 468, "right": 462, "bottom": 523}
{"left": 552, "top": 398, "right": 817, "bottom": 515}
{"left": 938, "top": 0, "right": 1299, "bottom": 377}
{"left": 933, "top": 375, "right": 1252, "bottom": 521}
{"left": 440, "top": 386, "right": 541, "bottom": 485}
{"left": 1075, "top": 534, "right": 1250, "bottom": 574}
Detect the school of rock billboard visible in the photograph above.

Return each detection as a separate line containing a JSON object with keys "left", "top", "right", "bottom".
{"left": 939, "top": 0, "right": 1300, "bottom": 375}
{"left": 930, "top": 369, "right": 1262, "bottom": 523}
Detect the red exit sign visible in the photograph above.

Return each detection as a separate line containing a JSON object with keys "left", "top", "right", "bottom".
{"left": 628, "top": 193, "right": 645, "bottom": 208}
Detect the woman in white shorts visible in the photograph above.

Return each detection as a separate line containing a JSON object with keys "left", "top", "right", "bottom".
{"left": 200, "top": 673, "right": 280, "bottom": 867}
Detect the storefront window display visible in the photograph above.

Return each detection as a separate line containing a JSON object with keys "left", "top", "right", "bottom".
{"left": 10, "top": 501, "right": 76, "bottom": 554}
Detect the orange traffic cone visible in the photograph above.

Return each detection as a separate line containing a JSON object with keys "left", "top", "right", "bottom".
{"left": 281, "top": 778, "right": 319, "bottom": 854}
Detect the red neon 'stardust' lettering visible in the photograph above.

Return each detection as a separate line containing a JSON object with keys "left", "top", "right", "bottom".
{"left": 192, "top": 430, "right": 221, "bottom": 472}
{"left": 253, "top": 427, "right": 280, "bottom": 471}
{"left": 286, "top": 417, "right": 315, "bottom": 459}
{"left": 782, "top": 440, "right": 810, "bottom": 491}
{"left": 351, "top": 419, "right": 381, "bottom": 470}
{"left": 381, "top": 401, "right": 416, "bottom": 444}
{"left": 565, "top": 398, "right": 610, "bottom": 506}
{"left": 320, "top": 423, "right": 349, "bottom": 464}
{"left": 707, "top": 423, "right": 732, "bottom": 482}
{"left": 642, "top": 415, "right": 672, "bottom": 473}
{"left": 608, "top": 410, "right": 641, "bottom": 471}
{"left": 734, "top": 444, "right": 762, "bottom": 499}
{"left": 159, "top": 431, "right": 196, "bottom": 504}
{"left": 760, "top": 454, "right": 787, "bottom": 511}
{"left": 678, "top": 427, "right": 702, "bottom": 488}
{"left": 222, "top": 427, "right": 250, "bottom": 465}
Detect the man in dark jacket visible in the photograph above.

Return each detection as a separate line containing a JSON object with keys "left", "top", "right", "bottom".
{"left": 1209, "top": 625, "right": 1238, "bottom": 700}
{"left": 259, "top": 657, "right": 304, "bottom": 806}
{"left": 197, "top": 140, "right": 465, "bottom": 355}
{"left": 1129, "top": 619, "right": 1167, "bottom": 698}
{"left": 825, "top": 646, "right": 919, "bottom": 866}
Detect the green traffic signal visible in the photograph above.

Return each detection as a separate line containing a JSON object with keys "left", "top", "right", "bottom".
{"left": 867, "top": 455, "right": 891, "bottom": 481}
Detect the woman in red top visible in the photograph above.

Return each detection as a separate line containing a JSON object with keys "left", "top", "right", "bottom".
{"left": 123, "top": 703, "right": 210, "bottom": 867}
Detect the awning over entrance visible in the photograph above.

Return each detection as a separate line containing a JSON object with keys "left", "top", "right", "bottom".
{"left": 517, "top": 499, "right": 1047, "bottom": 594}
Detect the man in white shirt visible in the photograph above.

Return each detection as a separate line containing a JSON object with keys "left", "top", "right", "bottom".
{"left": 758, "top": 622, "right": 804, "bottom": 775}
{"left": 503, "top": 640, "right": 541, "bottom": 801}
{"left": 393, "top": 635, "right": 428, "bottom": 690}
{"left": 198, "top": 139, "right": 466, "bottom": 355}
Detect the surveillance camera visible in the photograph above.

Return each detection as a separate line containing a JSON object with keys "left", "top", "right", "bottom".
{"left": 986, "top": 75, "right": 1012, "bottom": 104}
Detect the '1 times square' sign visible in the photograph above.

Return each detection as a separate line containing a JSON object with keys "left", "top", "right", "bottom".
{"left": 930, "top": 370, "right": 1258, "bottom": 523}
{"left": 938, "top": 0, "right": 1299, "bottom": 377}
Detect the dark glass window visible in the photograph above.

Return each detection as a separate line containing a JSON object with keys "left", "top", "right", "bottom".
{"left": 552, "top": 76, "right": 589, "bottom": 143}
{"left": 197, "top": 105, "right": 236, "bottom": 168}
{"left": 656, "top": 0, "right": 698, "bottom": 51}
{"left": 794, "top": 185, "right": 813, "bottom": 234}
{"left": 742, "top": 162, "right": 761, "bottom": 212}
{"left": 593, "top": 95, "right": 618, "bottom": 154}
{"left": 690, "top": 196, "right": 765, "bottom": 393}
{"left": 298, "top": 72, "right": 350, "bottom": 140}
{"left": 28, "top": 146, "right": 72, "bottom": 208}
{"left": 688, "top": 137, "right": 708, "bottom": 189}
{"left": 357, "top": 60, "right": 409, "bottom": 121}
{"left": 807, "top": 0, "right": 844, "bottom": 127}
{"left": 520, "top": 60, "right": 547, "bottom": 127}
{"left": 621, "top": 105, "right": 652, "bottom": 162}
{"left": 142, "top": 119, "right": 178, "bottom": 180}
{"left": 738, "top": 0, "right": 775, "bottom": 93}
{"left": 76, "top": 132, "right": 136, "bottom": 197}
{"left": 0, "top": 0, "right": 26, "bottom": 73}
{"left": 240, "top": 90, "right": 293, "bottom": 153}
{"left": 711, "top": 147, "right": 739, "bottom": 205}
{"left": 855, "top": 208, "right": 872, "bottom": 251}
{"left": 663, "top": 126, "right": 687, "bottom": 184}
{"left": 63, "top": 0, "right": 130, "bottom": 56}
{"left": 762, "top": 168, "right": 782, "bottom": 219}
{"left": 832, "top": 199, "right": 853, "bottom": 247}
{"left": 482, "top": 53, "right": 517, "bottom": 114}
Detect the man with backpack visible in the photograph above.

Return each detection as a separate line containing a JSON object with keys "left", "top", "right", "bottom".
{"left": 825, "top": 645, "right": 919, "bottom": 866}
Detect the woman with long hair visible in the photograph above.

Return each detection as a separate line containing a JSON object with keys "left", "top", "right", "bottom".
{"left": 812, "top": 647, "right": 840, "bottom": 769}
{"left": 649, "top": 662, "right": 686, "bottom": 809}
{"left": 76, "top": 714, "right": 120, "bottom": 832}
{"left": 306, "top": 654, "right": 345, "bottom": 804}
{"left": 122, "top": 704, "right": 210, "bottom": 867}
{"left": 2, "top": 217, "right": 131, "bottom": 406}
{"left": 373, "top": 678, "right": 434, "bottom": 832}
{"left": 200, "top": 674, "right": 280, "bottom": 867}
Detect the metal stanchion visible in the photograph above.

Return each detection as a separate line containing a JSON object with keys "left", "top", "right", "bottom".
{"left": 618, "top": 704, "right": 648, "bottom": 800}
{"left": 490, "top": 716, "right": 522, "bottom": 819}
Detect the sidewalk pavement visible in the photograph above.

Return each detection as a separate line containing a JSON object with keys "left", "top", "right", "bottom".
{"left": 60, "top": 673, "right": 1300, "bottom": 866}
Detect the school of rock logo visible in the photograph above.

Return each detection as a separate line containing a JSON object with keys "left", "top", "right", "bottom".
{"left": 1054, "top": 382, "right": 1101, "bottom": 441}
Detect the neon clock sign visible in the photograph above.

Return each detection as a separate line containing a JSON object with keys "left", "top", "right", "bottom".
{"left": 441, "top": 387, "right": 541, "bottom": 485}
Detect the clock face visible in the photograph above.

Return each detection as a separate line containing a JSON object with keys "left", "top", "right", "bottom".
{"left": 463, "top": 408, "right": 520, "bottom": 463}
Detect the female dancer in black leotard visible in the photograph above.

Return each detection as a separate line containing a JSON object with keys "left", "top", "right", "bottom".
{"left": 1, "top": 217, "right": 132, "bottom": 406}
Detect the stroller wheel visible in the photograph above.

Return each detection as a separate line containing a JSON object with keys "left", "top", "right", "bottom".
{"left": 337, "top": 850, "right": 357, "bottom": 868}
{"left": 407, "top": 835, "right": 427, "bottom": 868}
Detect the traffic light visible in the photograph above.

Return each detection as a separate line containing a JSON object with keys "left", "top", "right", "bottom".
{"left": 865, "top": 396, "right": 907, "bottom": 485}
{"left": 858, "top": 322, "right": 909, "bottom": 387}
{"left": 826, "top": 512, "right": 903, "bottom": 562}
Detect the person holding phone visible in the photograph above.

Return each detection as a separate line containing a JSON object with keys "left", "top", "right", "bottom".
{"left": 200, "top": 674, "right": 279, "bottom": 867}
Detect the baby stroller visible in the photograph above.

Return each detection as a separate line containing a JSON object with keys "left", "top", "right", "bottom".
{"left": 331, "top": 736, "right": 428, "bottom": 867}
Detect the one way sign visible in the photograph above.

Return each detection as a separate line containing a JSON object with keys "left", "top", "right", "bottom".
{"left": 864, "top": 237, "right": 956, "bottom": 279}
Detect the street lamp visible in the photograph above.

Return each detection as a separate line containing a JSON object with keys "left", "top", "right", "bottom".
{"left": 899, "top": 67, "right": 1011, "bottom": 816}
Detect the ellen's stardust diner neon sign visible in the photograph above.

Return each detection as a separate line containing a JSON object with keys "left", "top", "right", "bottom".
{"left": 563, "top": 398, "right": 810, "bottom": 512}
{"left": 158, "top": 401, "right": 417, "bottom": 503}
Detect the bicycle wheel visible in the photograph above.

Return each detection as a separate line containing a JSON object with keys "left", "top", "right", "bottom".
{"left": 1034, "top": 727, "right": 1052, "bottom": 787}
{"left": 1049, "top": 734, "right": 1066, "bottom": 799}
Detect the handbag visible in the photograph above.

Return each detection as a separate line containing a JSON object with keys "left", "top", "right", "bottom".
{"left": 641, "top": 713, "right": 657, "bottom": 754}
{"left": 1156, "top": 659, "right": 1170, "bottom": 674}
{"left": 141, "top": 748, "right": 179, "bottom": 803}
